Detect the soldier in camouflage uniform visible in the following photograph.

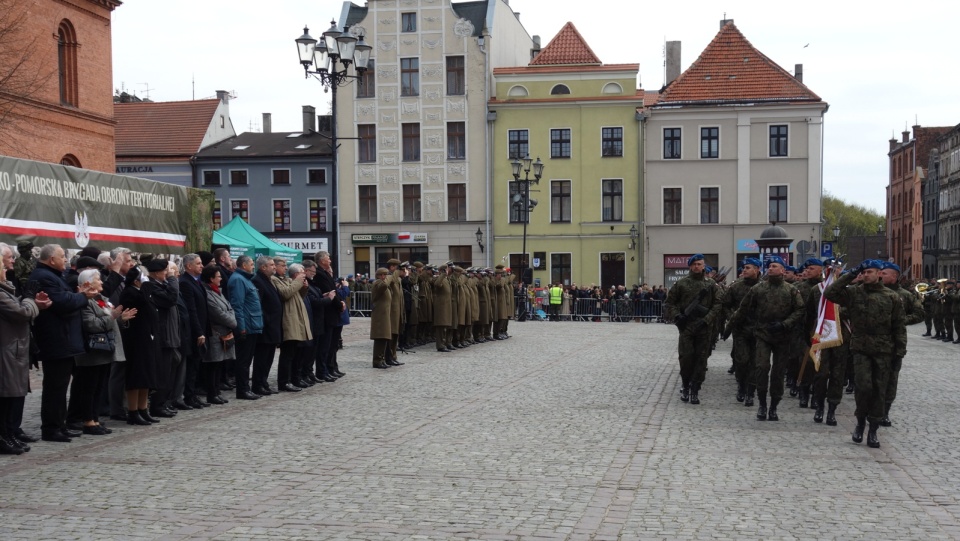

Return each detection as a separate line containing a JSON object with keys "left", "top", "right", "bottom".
{"left": 792, "top": 259, "right": 824, "bottom": 408}
{"left": 878, "top": 262, "right": 924, "bottom": 427}
{"left": 824, "top": 259, "right": 906, "bottom": 448}
{"left": 922, "top": 279, "right": 935, "bottom": 336}
{"left": 941, "top": 281, "right": 956, "bottom": 342}
{"left": 812, "top": 274, "right": 851, "bottom": 427}
{"left": 949, "top": 281, "right": 960, "bottom": 343}
{"left": 664, "top": 254, "right": 721, "bottom": 405}
{"left": 13, "top": 241, "right": 36, "bottom": 295}
{"left": 726, "top": 255, "right": 803, "bottom": 421}
{"left": 720, "top": 258, "right": 761, "bottom": 405}
{"left": 932, "top": 283, "right": 946, "bottom": 339}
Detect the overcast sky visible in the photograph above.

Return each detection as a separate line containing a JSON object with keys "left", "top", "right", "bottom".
{"left": 112, "top": 0, "right": 960, "bottom": 213}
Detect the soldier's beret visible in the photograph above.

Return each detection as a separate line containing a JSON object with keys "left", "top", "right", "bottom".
{"left": 881, "top": 261, "right": 901, "bottom": 274}
{"left": 766, "top": 255, "right": 785, "bottom": 268}
{"left": 413, "top": 261, "right": 424, "bottom": 268}
{"left": 705, "top": 266, "right": 714, "bottom": 273}
{"left": 687, "top": 254, "right": 704, "bottom": 266}
{"left": 742, "top": 257, "right": 762, "bottom": 268}
{"left": 785, "top": 265, "right": 797, "bottom": 273}
{"left": 862, "top": 260, "right": 884, "bottom": 270}
{"left": 386, "top": 258, "right": 401, "bottom": 266}
{"left": 804, "top": 258, "right": 824, "bottom": 267}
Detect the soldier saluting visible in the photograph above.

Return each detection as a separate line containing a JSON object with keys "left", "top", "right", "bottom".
{"left": 823, "top": 259, "right": 906, "bottom": 448}
{"left": 664, "top": 254, "right": 721, "bottom": 405}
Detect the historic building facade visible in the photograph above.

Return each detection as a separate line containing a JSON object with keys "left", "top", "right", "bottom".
{"left": 0, "top": 0, "right": 121, "bottom": 171}
{"left": 335, "top": 0, "right": 533, "bottom": 275}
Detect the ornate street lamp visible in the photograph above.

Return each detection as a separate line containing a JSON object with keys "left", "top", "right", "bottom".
{"left": 510, "top": 155, "right": 543, "bottom": 287}
{"left": 295, "top": 22, "right": 372, "bottom": 276}
{"left": 476, "top": 227, "right": 484, "bottom": 253}
{"left": 628, "top": 224, "right": 639, "bottom": 250}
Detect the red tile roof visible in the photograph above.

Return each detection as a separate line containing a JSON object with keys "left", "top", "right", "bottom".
{"left": 115, "top": 99, "right": 222, "bottom": 157}
{"left": 529, "top": 22, "right": 602, "bottom": 66}
{"left": 657, "top": 22, "right": 821, "bottom": 105}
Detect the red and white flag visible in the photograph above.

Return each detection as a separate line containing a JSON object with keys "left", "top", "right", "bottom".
{"left": 808, "top": 265, "right": 843, "bottom": 371}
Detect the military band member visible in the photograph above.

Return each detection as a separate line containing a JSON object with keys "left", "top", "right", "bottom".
{"left": 879, "top": 261, "right": 924, "bottom": 427}
{"left": 941, "top": 281, "right": 956, "bottom": 342}
{"left": 824, "top": 260, "right": 906, "bottom": 448}
{"left": 948, "top": 281, "right": 960, "bottom": 343}
{"left": 922, "top": 278, "right": 935, "bottom": 337}
{"left": 664, "top": 254, "right": 721, "bottom": 405}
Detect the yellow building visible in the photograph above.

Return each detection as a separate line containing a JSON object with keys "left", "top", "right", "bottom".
{"left": 489, "top": 22, "right": 651, "bottom": 288}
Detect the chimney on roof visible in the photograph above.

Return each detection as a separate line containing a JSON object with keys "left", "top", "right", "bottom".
{"left": 318, "top": 115, "right": 332, "bottom": 133}
{"left": 720, "top": 18, "right": 734, "bottom": 28}
{"left": 531, "top": 35, "right": 541, "bottom": 61}
{"left": 902, "top": 130, "right": 911, "bottom": 143}
{"left": 665, "top": 41, "right": 681, "bottom": 86}
{"left": 262, "top": 113, "right": 272, "bottom": 134}
{"left": 302, "top": 105, "right": 316, "bottom": 133}
{"left": 216, "top": 90, "right": 230, "bottom": 104}
{"left": 794, "top": 64, "right": 803, "bottom": 83}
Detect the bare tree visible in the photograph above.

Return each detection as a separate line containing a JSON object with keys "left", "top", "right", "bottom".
{"left": 0, "top": 0, "right": 58, "bottom": 159}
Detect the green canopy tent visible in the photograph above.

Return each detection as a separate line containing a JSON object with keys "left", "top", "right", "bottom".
{"left": 214, "top": 216, "right": 302, "bottom": 262}
{"left": 211, "top": 230, "right": 255, "bottom": 259}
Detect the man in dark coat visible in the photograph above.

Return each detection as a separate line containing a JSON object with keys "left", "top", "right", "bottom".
{"left": 29, "top": 244, "right": 98, "bottom": 442}
{"left": 252, "top": 255, "right": 282, "bottom": 394}
{"left": 144, "top": 259, "right": 181, "bottom": 418}
{"left": 178, "top": 253, "right": 209, "bottom": 409}
{"left": 312, "top": 251, "right": 346, "bottom": 379}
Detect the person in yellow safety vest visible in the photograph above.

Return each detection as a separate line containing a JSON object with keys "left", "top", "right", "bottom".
{"left": 549, "top": 283, "right": 563, "bottom": 321}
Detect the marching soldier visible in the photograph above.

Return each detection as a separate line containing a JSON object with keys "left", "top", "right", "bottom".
{"left": 792, "top": 258, "right": 824, "bottom": 408}
{"left": 824, "top": 260, "right": 906, "bottom": 448}
{"left": 726, "top": 255, "right": 803, "bottom": 420}
{"left": 369, "top": 268, "right": 393, "bottom": 369}
{"left": 922, "top": 278, "right": 935, "bottom": 337}
{"left": 941, "top": 281, "right": 956, "bottom": 342}
{"left": 812, "top": 270, "right": 852, "bottom": 426}
{"left": 664, "top": 254, "right": 721, "bottom": 405}
{"left": 879, "top": 262, "right": 924, "bottom": 427}
{"left": 720, "top": 258, "right": 761, "bottom": 405}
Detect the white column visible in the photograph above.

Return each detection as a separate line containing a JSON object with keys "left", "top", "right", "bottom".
{"left": 807, "top": 116, "right": 823, "bottom": 224}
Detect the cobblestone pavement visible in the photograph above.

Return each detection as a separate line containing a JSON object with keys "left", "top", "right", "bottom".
{"left": 1, "top": 319, "right": 959, "bottom": 540}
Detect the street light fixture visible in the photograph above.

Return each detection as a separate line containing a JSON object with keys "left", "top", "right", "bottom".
{"left": 476, "top": 227, "right": 484, "bottom": 253}
{"left": 510, "top": 155, "right": 544, "bottom": 285}
{"left": 628, "top": 224, "right": 639, "bottom": 250}
{"left": 295, "top": 22, "right": 372, "bottom": 277}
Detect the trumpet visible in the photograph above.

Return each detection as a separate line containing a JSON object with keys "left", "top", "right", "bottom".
{"left": 916, "top": 279, "right": 948, "bottom": 300}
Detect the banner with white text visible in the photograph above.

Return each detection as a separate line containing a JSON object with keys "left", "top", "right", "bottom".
{"left": 0, "top": 155, "right": 189, "bottom": 253}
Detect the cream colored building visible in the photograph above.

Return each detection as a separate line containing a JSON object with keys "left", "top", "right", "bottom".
{"left": 336, "top": 0, "right": 533, "bottom": 276}
{"left": 644, "top": 21, "right": 828, "bottom": 287}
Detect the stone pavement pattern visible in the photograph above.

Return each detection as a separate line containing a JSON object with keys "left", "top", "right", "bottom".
{"left": 1, "top": 320, "right": 959, "bottom": 540}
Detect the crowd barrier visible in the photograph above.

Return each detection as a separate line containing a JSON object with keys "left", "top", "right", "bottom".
{"left": 349, "top": 290, "right": 664, "bottom": 323}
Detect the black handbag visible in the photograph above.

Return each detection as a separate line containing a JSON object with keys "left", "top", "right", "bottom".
{"left": 87, "top": 331, "right": 115, "bottom": 353}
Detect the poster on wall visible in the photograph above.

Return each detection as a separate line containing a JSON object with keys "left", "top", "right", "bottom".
{"left": 663, "top": 253, "right": 719, "bottom": 287}
{"left": 0, "top": 156, "right": 190, "bottom": 253}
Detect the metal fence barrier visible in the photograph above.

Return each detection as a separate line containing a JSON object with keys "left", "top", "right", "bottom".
{"left": 350, "top": 290, "right": 664, "bottom": 323}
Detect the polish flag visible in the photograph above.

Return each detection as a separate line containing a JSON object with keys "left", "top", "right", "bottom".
{"left": 809, "top": 265, "right": 843, "bottom": 371}
{"left": 397, "top": 232, "right": 411, "bottom": 240}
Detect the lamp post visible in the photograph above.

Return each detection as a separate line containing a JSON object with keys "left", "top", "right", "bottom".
{"left": 475, "top": 227, "right": 484, "bottom": 254}
{"left": 832, "top": 224, "right": 841, "bottom": 257}
{"left": 296, "top": 21, "right": 372, "bottom": 276}
{"left": 628, "top": 224, "right": 639, "bottom": 250}
{"left": 877, "top": 222, "right": 886, "bottom": 261}
{"left": 510, "top": 155, "right": 543, "bottom": 286}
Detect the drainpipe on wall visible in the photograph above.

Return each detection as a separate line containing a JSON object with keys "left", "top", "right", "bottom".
{"left": 637, "top": 110, "right": 648, "bottom": 284}
{"left": 481, "top": 31, "right": 491, "bottom": 267}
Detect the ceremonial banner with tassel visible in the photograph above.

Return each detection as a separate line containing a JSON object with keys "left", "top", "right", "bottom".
{"left": 808, "top": 265, "right": 843, "bottom": 371}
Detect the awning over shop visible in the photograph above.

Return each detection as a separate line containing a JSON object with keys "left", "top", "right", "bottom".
{"left": 214, "top": 216, "right": 301, "bottom": 262}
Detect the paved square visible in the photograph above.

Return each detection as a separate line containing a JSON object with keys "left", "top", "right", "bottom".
{"left": 1, "top": 320, "right": 958, "bottom": 540}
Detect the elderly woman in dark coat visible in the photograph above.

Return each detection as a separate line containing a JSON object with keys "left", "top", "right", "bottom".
{"left": 117, "top": 266, "right": 161, "bottom": 426}
{"left": 202, "top": 264, "right": 236, "bottom": 405}
{"left": 0, "top": 243, "right": 50, "bottom": 455}
{"left": 74, "top": 268, "right": 137, "bottom": 435}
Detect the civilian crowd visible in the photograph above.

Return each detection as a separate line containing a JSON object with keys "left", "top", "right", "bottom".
{"left": 0, "top": 242, "right": 349, "bottom": 455}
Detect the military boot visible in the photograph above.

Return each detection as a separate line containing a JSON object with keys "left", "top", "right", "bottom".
{"left": 787, "top": 378, "right": 798, "bottom": 397}
{"left": 798, "top": 387, "right": 809, "bottom": 408}
{"left": 744, "top": 385, "right": 755, "bottom": 407}
{"left": 922, "top": 329, "right": 932, "bottom": 336}
{"left": 689, "top": 384, "right": 700, "bottom": 405}
{"left": 756, "top": 394, "right": 768, "bottom": 421}
{"left": 727, "top": 361, "right": 735, "bottom": 375}
{"left": 867, "top": 421, "right": 881, "bottom": 448}
{"left": 736, "top": 382, "right": 745, "bottom": 403}
{"left": 825, "top": 403, "right": 838, "bottom": 426}
{"left": 852, "top": 416, "right": 866, "bottom": 443}
{"left": 813, "top": 399, "right": 825, "bottom": 423}
{"left": 767, "top": 398, "right": 780, "bottom": 421}
{"left": 680, "top": 383, "right": 690, "bottom": 403}
{"left": 879, "top": 403, "right": 892, "bottom": 427}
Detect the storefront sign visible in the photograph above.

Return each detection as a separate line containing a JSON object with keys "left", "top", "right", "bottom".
{"left": 352, "top": 232, "right": 428, "bottom": 244}
{"left": 270, "top": 237, "right": 328, "bottom": 253}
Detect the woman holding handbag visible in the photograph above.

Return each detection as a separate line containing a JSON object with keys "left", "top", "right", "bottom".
{"left": 75, "top": 269, "right": 137, "bottom": 435}
{"left": 202, "top": 265, "right": 236, "bottom": 405}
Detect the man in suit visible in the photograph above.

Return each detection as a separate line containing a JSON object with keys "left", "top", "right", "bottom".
{"left": 252, "top": 256, "right": 283, "bottom": 394}
{"left": 178, "top": 253, "right": 209, "bottom": 409}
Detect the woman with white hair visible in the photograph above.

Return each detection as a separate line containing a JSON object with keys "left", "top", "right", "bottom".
{"left": 74, "top": 269, "right": 137, "bottom": 435}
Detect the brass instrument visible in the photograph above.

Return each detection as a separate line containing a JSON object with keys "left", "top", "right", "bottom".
{"left": 916, "top": 279, "right": 948, "bottom": 300}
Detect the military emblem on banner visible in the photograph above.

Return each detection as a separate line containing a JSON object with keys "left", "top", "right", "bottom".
{"left": 75, "top": 211, "right": 89, "bottom": 248}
